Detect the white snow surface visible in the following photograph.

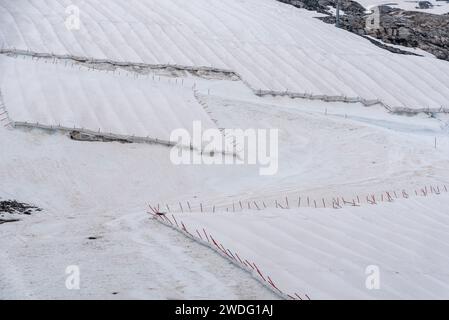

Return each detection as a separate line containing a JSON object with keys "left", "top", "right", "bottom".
{"left": 1, "top": 0, "right": 449, "bottom": 109}
{"left": 0, "top": 126, "right": 279, "bottom": 299}
{"left": 0, "top": 208, "right": 280, "bottom": 300}
{"left": 172, "top": 193, "right": 449, "bottom": 299}
{"left": 0, "top": 55, "right": 216, "bottom": 141}
{"left": 1, "top": 0, "right": 449, "bottom": 300}
{"left": 2, "top": 69, "right": 449, "bottom": 298}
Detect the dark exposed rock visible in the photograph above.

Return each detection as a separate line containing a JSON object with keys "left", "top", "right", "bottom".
{"left": 418, "top": 1, "right": 434, "bottom": 10}
{"left": 0, "top": 218, "right": 21, "bottom": 224}
{"left": 362, "top": 8, "right": 449, "bottom": 60}
{"left": 278, "top": 0, "right": 329, "bottom": 13}
{"left": 70, "top": 130, "right": 131, "bottom": 144}
{"left": 278, "top": 0, "right": 449, "bottom": 62}
{"left": 279, "top": 0, "right": 366, "bottom": 15}
{"left": 348, "top": 4, "right": 445, "bottom": 60}
{"left": 362, "top": 35, "right": 423, "bottom": 56}
{"left": 0, "top": 200, "right": 42, "bottom": 217}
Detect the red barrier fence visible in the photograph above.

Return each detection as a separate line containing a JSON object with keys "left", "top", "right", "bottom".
{"left": 151, "top": 183, "right": 448, "bottom": 214}
{"left": 148, "top": 205, "right": 310, "bottom": 301}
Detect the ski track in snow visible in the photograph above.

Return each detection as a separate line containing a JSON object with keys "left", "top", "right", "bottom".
{"left": 0, "top": 205, "right": 279, "bottom": 299}
{"left": 1, "top": 80, "right": 449, "bottom": 298}
{"left": 0, "top": 124, "right": 278, "bottom": 299}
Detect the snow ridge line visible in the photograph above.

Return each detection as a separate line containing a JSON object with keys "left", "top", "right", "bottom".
{"left": 255, "top": 89, "right": 387, "bottom": 109}
{"left": 10, "top": 121, "right": 237, "bottom": 158}
{"left": 0, "top": 49, "right": 240, "bottom": 80}
{"left": 193, "top": 90, "right": 241, "bottom": 150}
{"left": 155, "top": 183, "right": 449, "bottom": 214}
{"left": 3, "top": 49, "right": 449, "bottom": 114}
{"left": 193, "top": 89, "right": 221, "bottom": 128}
{"left": 148, "top": 206, "right": 310, "bottom": 301}
{"left": 12, "top": 121, "right": 175, "bottom": 146}
{"left": 254, "top": 90, "right": 449, "bottom": 115}
{"left": 0, "top": 89, "right": 13, "bottom": 128}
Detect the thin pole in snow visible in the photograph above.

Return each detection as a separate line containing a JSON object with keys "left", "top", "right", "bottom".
{"left": 336, "top": 0, "right": 341, "bottom": 28}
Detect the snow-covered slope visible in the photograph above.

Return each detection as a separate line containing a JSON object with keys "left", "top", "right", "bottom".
{"left": 170, "top": 192, "right": 449, "bottom": 299}
{"left": 0, "top": 122, "right": 278, "bottom": 299}
{"left": 2, "top": 72, "right": 449, "bottom": 299}
{"left": 1, "top": 0, "right": 449, "bottom": 109}
{"left": 0, "top": 55, "right": 216, "bottom": 141}
{"left": 2, "top": 0, "right": 449, "bottom": 300}
{"left": 0, "top": 199, "right": 279, "bottom": 300}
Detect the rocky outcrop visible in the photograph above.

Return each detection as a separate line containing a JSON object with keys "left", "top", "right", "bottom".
{"left": 70, "top": 130, "right": 131, "bottom": 144}
{"left": 362, "top": 35, "right": 422, "bottom": 56}
{"left": 0, "top": 200, "right": 41, "bottom": 216}
{"left": 278, "top": 0, "right": 449, "bottom": 62}
{"left": 279, "top": 0, "right": 365, "bottom": 14}
{"left": 369, "top": 8, "right": 449, "bottom": 60}
{"left": 0, "top": 199, "right": 42, "bottom": 224}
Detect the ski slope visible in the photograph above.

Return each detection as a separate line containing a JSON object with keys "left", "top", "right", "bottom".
{"left": 1, "top": 71, "right": 449, "bottom": 299}
{"left": 1, "top": 0, "right": 449, "bottom": 110}
{"left": 0, "top": 202, "right": 279, "bottom": 300}
{"left": 0, "top": 55, "right": 216, "bottom": 141}
{"left": 0, "top": 123, "right": 278, "bottom": 299}
{"left": 170, "top": 193, "right": 449, "bottom": 299}
{"left": 1, "top": 0, "right": 449, "bottom": 300}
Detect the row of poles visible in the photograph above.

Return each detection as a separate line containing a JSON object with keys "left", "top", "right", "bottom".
{"left": 152, "top": 184, "right": 449, "bottom": 214}
{"left": 149, "top": 205, "right": 310, "bottom": 301}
